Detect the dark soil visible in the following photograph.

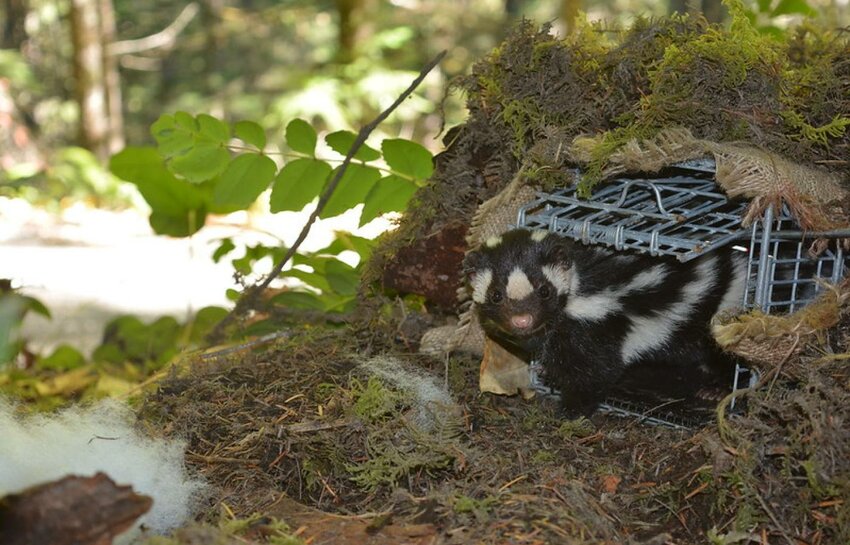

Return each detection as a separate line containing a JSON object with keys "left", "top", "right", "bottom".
{"left": 140, "top": 320, "right": 850, "bottom": 544}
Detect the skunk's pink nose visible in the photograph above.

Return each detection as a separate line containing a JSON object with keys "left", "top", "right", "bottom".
{"left": 510, "top": 313, "right": 534, "bottom": 330}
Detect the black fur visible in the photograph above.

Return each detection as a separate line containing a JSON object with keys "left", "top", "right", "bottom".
{"left": 465, "top": 229, "right": 744, "bottom": 417}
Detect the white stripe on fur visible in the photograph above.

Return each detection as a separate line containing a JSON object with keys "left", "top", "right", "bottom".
{"left": 471, "top": 269, "right": 493, "bottom": 304}
{"left": 620, "top": 256, "right": 719, "bottom": 364}
{"left": 718, "top": 253, "right": 747, "bottom": 311}
{"left": 530, "top": 230, "right": 549, "bottom": 242}
{"left": 541, "top": 264, "right": 572, "bottom": 295}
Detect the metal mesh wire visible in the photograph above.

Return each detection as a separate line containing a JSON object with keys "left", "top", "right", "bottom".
{"left": 516, "top": 161, "right": 849, "bottom": 427}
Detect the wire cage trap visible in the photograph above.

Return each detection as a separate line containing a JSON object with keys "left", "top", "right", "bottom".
{"left": 515, "top": 159, "right": 850, "bottom": 427}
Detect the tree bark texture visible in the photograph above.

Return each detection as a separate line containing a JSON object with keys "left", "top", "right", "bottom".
{"left": 2, "top": 0, "right": 28, "bottom": 49}
{"left": 69, "top": 0, "right": 123, "bottom": 162}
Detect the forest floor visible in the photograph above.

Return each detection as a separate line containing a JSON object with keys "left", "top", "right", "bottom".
{"left": 139, "top": 323, "right": 850, "bottom": 545}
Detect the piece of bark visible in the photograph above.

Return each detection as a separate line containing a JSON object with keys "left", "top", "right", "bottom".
{"left": 381, "top": 222, "right": 468, "bottom": 309}
{"left": 0, "top": 472, "right": 152, "bottom": 545}
{"left": 479, "top": 336, "right": 534, "bottom": 399}
{"left": 266, "top": 495, "right": 438, "bottom": 545}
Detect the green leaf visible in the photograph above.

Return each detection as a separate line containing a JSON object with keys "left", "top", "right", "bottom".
{"left": 212, "top": 239, "right": 236, "bottom": 262}
{"left": 281, "top": 268, "right": 331, "bottom": 292}
{"left": 325, "top": 130, "right": 381, "bottom": 161}
{"left": 316, "top": 233, "right": 374, "bottom": 261}
{"left": 320, "top": 164, "right": 381, "bottom": 219}
{"left": 170, "top": 142, "right": 230, "bottom": 184}
{"left": 771, "top": 0, "right": 815, "bottom": 16}
{"left": 359, "top": 175, "right": 417, "bottom": 226}
{"left": 37, "top": 345, "right": 86, "bottom": 370}
{"left": 213, "top": 153, "right": 276, "bottom": 211}
{"left": 150, "top": 209, "right": 206, "bottom": 237}
{"left": 196, "top": 114, "right": 230, "bottom": 144}
{"left": 235, "top": 120, "right": 266, "bottom": 149}
{"left": 269, "top": 158, "right": 332, "bottom": 212}
{"left": 286, "top": 119, "right": 318, "bottom": 155}
{"left": 21, "top": 295, "right": 51, "bottom": 319}
{"left": 270, "top": 291, "right": 326, "bottom": 310}
{"left": 150, "top": 113, "right": 195, "bottom": 159}
{"left": 325, "top": 259, "right": 359, "bottom": 296}
{"left": 110, "top": 147, "right": 208, "bottom": 236}
{"left": 188, "top": 306, "right": 229, "bottom": 343}
{"left": 381, "top": 139, "right": 433, "bottom": 180}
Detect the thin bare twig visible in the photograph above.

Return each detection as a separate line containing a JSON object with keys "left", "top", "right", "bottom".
{"left": 208, "top": 50, "right": 447, "bottom": 343}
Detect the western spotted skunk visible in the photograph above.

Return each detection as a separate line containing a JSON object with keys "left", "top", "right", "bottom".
{"left": 464, "top": 228, "right": 747, "bottom": 417}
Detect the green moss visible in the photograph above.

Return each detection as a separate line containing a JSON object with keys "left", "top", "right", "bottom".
{"left": 782, "top": 111, "right": 850, "bottom": 146}
{"left": 556, "top": 416, "right": 595, "bottom": 439}
{"left": 350, "top": 376, "right": 404, "bottom": 423}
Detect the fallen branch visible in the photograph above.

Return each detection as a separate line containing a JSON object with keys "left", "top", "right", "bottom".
{"left": 208, "top": 49, "right": 447, "bottom": 343}
{"left": 108, "top": 3, "right": 199, "bottom": 57}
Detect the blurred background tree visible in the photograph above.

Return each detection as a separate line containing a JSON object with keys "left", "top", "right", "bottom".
{"left": 2, "top": 0, "right": 848, "bottom": 195}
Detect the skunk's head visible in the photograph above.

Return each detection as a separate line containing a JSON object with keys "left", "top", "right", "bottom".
{"left": 464, "top": 229, "right": 574, "bottom": 339}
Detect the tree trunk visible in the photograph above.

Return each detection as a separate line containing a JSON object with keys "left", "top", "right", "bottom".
{"left": 702, "top": 0, "right": 725, "bottom": 22}
{"left": 669, "top": 0, "right": 689, "bottom": 15}
{"left": 559, "top": 0, "right": 581, "bottom": 34}
{"left": 335, "top": 0, "right": 373, "bottom": 64}
{"left": 98, "top": 0, "right": 124, "bottom": 155}
{"left": 2, "top": 0, "right": 28, "bottom": 49}
{"left": 69, "top": 0, "right": 123, "bottom": 163}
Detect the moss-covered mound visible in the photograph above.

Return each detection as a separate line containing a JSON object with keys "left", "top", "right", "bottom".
{"left": 369, "top": 3, "right": 850, "bottom": 312}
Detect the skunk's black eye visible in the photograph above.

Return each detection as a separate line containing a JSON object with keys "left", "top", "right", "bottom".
{"left": 489, "top": 291, "right": 503, "bottom": 304}
{"left": 537, "top": 284, "right": 551, "bottom": 299}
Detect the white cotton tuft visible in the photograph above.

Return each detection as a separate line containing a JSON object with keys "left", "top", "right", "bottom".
{"left": 0, "top": 397, "right": 206, "bottom": 541}
{"left": 359, "top": 356, "right": 459, "bottom": 431}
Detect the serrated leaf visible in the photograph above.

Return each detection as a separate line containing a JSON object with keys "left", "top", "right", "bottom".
{"left": 325, "top": 130, "right": 381, "bottom": 161}
{"left": 213, "top": 153, "right": 276, "bottom": 210}
{"left": 235, "top": 120, "right": 266, "bottom": 149}
{"left": 381, "top": 139, "right": 433, "bottom": 180}
{"left": 170, "top": 142, "right": 230, "bottom": 184}
{"left": 270, "top": 158, "right": 331, "bottom": 212}
{"left": 320, "top": 164, "right": 381, "bottom": 219}
{"left": 271, "top": 291, "right": 326, "bottom": 310}
{"left": 325, "top": 259, "right": 359, "bottom": 296}
{"left": 771, "top": 0, "right": 815, "bottom": 16}
{"left": 286, "top": 119, "right": 318, "bottom": 155}
{"left": 359, "top": 175, "right": 417, "bottom": 226}
{"left": 196, "top": 114, "right": 230, "bottom": 144}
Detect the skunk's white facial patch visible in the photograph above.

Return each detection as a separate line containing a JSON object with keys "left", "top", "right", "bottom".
{"left": 530, "top": 230, "right": 549, "bottom": 242}
{"left": 541, "top": 264, "right": 572, "bottom": 295}
{"left": 471, "top": 268, "right": 493, "bottom": 304}
{"left": 484, "top": 236, "right": 502, "bottom": 248}
{"left": 506, "top": 268, "right": 534, "bottom": 300}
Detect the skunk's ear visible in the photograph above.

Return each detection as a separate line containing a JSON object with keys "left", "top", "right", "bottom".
{"left": 540, "top": 234, "right": 574, "bottom": 264}
{"left": 463, "top": 250, "right": 484, "bottom": 277}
